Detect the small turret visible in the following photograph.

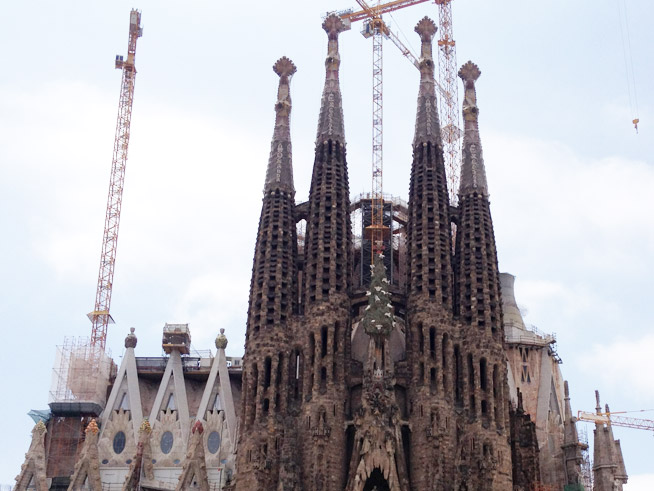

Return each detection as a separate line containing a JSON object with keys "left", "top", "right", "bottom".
{"left": 453, "top": 61, "right": 502, "bottom": 333}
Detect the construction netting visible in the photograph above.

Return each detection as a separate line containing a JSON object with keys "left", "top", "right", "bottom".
{"left": 49, "top": 337, "right": 112, "bottom": 406}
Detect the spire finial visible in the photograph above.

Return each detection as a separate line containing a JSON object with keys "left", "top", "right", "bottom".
{"left": 273, "top": 56, "right": 296, "bottom": 79}
{"left": 323, "top": 14, "right": 346, "bottom": 41}
{"left": 264, "top": 57, "right": 296, "bottom": 193}
{"left": 458, "top": 61, "right": 481, "bottom": 122}
{"left": 316, "top": 15, "right": 346, "bottom": 143}
{"left": 216, "top": 328, "right": 228, "bottom": 350}
{"left": 415, "top": 17, "right": 437, "bottom": 76}
{"left": 412, "top": 16, "right": 441, "bottom": 146}
{"left": 125, "top": 327, "right": 137, "bottom": 348}
{"left": 457, "top": 60, "right": 488, "bottom": 196}
{"left": 415, "top": 16, "right": 437, "bottom": 42}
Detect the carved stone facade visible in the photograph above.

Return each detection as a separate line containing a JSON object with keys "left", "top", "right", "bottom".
{"left": 18, "top": 327, "right": 241, "bottom": 490}
{"left": 234, "top": 14, "right": 596, "bottom": 491}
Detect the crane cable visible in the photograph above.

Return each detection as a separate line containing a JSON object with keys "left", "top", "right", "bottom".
{"left": 616, "top": 0, "right": 639, "bottom": 132}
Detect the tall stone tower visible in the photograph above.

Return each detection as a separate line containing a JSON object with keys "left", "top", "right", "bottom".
{"left": 237, "top": 55, "right": 299, "bottom": 489}
{"left": 235, "top": 14, "right": 567, "bottom": 491}
{"left": 298, "top": 13, "right": 352, "bottom": 491}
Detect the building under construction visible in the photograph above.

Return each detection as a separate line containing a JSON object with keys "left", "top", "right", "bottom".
{"left": 14, "top": 8, "right": 632, "bottom": 491}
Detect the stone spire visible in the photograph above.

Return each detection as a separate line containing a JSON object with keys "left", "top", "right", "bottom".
{"left": 413, "top": 17, "right": 442, "bottom": 146}
{"left": 458, "top": 61, "right": 488, "bottom": 196}
{"left": 406, "top": 15, "right": 453, "bottom": 305}
{"left": 237, "top": 57, "right": 299, "bottom": 491}
{"left": 245, "top": 57, "right": 298, "bottom": 339}
{"left": 592, "top": 391, "right": 629, "bottom": 491}
{"left": 303, "top": 13, "right": 351, "bottom": 307}
{"left": 404, "top": 17, "right": 458, "bottom": 489}
{"left": 561, "top": 381, "right": 584, "bottom": 486}
{"left": 264, "top": 57, "right": 296, "bottom": 194}
{"left": 293, "top": 16, "right": 352, "bottom": 490}
{"left": 316, "top": 14, "right": 346, "bottom": 144}
{"left": 454, "top": 61, "right": 502, "bottom": 333}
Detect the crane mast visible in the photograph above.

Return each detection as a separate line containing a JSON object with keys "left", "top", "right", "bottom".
{"left": 88, "top": 10, "right": 142, "bottom": 351}
{"left": 337, "top": 0, "right": 460, "bottom": 265}
{"left": 435, "top": 0, "right": 460, "bottom": 206}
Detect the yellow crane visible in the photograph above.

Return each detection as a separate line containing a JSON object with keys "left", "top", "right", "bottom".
{"left": 88, "top": 10, "right": 143, "bottom": 352}
{"left": 577, "top": 390, "right": 654, "bottom": 432}
{"left": 577, "top": 410, "right": 654, "bottom": 432}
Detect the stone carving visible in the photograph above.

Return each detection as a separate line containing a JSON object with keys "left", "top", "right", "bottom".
{"left": 67, "top": 419, "right": 102, "bottom": 491}
{"left": 215, "top": 328, "right": 228, "bottom": 350}
{"left": 175, "top": 421, "right": 210, "bottom": 491}
{"left": 14, "top": 421, "right": 48, "bottom": 491}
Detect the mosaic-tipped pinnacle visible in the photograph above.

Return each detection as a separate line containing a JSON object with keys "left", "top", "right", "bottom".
{"left": 415, "top": 17, "right": 437, "bottom": 41}
{"left": 458, "top": 61, "right": 481, "bottom": 84}
{"left": 323, "top": 14, "right": 345, "bottom": 38}
{"left": 86, "top": 419, "right": 99, "bottom": 435}
{"left": 273, "top": 56, "right": 297, "bottom": 78}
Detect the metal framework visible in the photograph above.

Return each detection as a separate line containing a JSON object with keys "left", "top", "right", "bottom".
{"left": 435, "top": 0, "right": 460, "bottom": 206}
{"left": 89, "top": 10, "right": 142, "bottom": 351}
{"left": 577, "top": 411, "right": 654, "bottom": 432}
{"left": 340, "top": 0, "right": 461, "bottom": 207}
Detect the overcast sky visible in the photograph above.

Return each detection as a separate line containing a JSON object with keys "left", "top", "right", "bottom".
{"left": 1, "top": 0, "right": 652, "bottom": 488}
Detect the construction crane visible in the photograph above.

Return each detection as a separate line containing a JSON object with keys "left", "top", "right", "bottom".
{"left": 336, "top": 0, "right": 461, "bottom": 263}
{"left": 88, "top": 10, "right": 143, "bottom": 352}
{"left": 578, "top": 410, "right": 654, "bottom": 432}
{"left": 577, "top": 390, "right": 654, "bottom": 432}
{"left": 434, "top": 0, "right": 460, "bottom": 206}
{"left": 337, "top": 0, "right": 428, "bottom": 261}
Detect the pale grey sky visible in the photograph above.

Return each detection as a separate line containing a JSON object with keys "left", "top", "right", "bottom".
{"left": 1, "top": 0, "right": 653, "bottom": 487}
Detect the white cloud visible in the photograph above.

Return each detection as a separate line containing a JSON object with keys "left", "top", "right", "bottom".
{"left": 624, "top": 473, "right": 654, "bottom": 491}
{"left": 577, "top": 334, "right": 654, "bottom": 402}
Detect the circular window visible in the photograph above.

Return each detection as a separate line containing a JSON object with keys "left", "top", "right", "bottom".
{"left": 113, "top": 431, "right": 126, "bottom": 455}
{"left": 160, "top": 431, "right": 174, "bottom": 454}
{"left": 207, "top": 431, "right": 221, "bottom": 454}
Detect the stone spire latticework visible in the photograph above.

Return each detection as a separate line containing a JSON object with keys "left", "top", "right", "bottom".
{"left": 454, "top": 61, "right": 501, "bottom": 333}
{"left": 245, "top": 56, "right": 298, "bottom": 341}
{"left": 303, "top": 14, "right": 351, "bottom": 307}
{"left": 406, "top": 16, "right": 453, "bottom": 306}
{"left": 237, "top": 57, "right": 299, "bottom": 491}
{"left": 296, "top": 15, "right": 352, "bottom": 491}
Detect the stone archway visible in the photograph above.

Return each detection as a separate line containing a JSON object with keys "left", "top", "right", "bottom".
{"left": 363, "top": 468, "right": 391, "bottom": 491}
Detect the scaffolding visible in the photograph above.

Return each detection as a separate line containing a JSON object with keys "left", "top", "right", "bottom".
{"left": 49, "top": 337, "right": 113, "bottom": 413}
{"left": 578, "top": 425, "right": 593, "bottom": 490}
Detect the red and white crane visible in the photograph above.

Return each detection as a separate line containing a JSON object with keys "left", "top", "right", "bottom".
{"left": 88, "top": 10, "right": 143, "bottom": 351}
